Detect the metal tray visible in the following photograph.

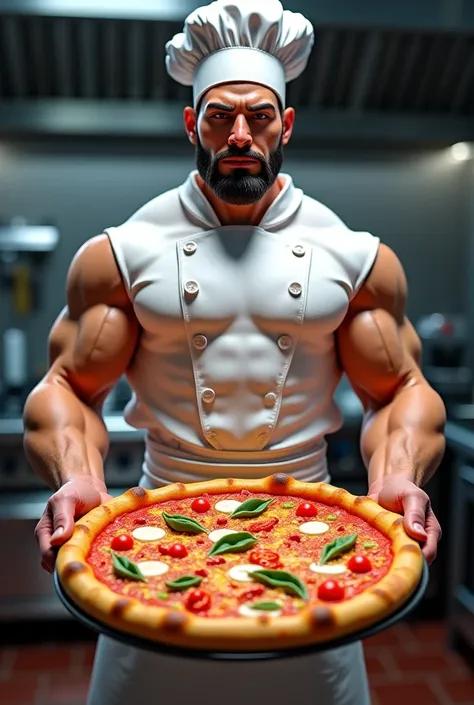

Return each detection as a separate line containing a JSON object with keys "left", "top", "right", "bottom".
{"left": 54, "top": 560, "right": 428, "bottom": 661}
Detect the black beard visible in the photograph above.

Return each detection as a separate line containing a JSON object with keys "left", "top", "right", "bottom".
{"left": 195, "top": 137, "right": 284, "bottom": 205}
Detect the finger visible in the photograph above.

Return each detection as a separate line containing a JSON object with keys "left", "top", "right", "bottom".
{"left": 421, "top": 508, "right": 442, "bottom": 565}
{"left": 35, "top": 513, "right": 57, "bottom": 573}
{"left": 402, "top": 491, "right": 429, "bottom": 539}
{"left": 49, "top": 494, "right": 76, "bottom": 544}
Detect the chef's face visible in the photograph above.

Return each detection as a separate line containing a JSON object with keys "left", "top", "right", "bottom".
{"left": 184, "top": 83, "right": 295, "bottom": 205}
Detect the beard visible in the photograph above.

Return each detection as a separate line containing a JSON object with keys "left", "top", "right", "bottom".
{"left": 195, "top": 136, "right": 284, "bottom": 205}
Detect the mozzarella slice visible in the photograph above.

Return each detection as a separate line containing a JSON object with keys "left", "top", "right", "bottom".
{"left": 309, "top": 563, "right": 347, "bottom": 575}
{"left": 208, "top": 529, "right": 239, "bottom": 543}
{"left": 238, "top": 603, "right": 282, "bottom": 618}
{"left": 132, "top": 526, "right": 166, "bottom": 542}
{"left": 215, "top": 500, "right": 242, "bottom": 514}
{"left": 228, "top": 564, "right": 262, "bottom": 582}
{"left": 298, "top": 521, "right": 330, "bottom": 535}
{"left": 136, "top": 561, "right": 169, "bottom": 577}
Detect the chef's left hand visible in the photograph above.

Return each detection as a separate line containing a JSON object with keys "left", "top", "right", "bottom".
{"left": 368, "top": 476, "right": 441, "bottom": 565}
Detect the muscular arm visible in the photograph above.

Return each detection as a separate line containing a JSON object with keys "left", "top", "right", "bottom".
{"left": 23, "top": 234, "right": 139, "bottom": 491}
{"left": 337, "top": 244, "right": 446, "bottom": 491}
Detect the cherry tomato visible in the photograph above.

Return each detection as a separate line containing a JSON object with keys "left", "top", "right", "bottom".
{"left": 185, "top": 588, "right": 211, "bottom": 612}
{"left": 158, "top": 544, "right": 169, "bottom": 556}
{"left": 248, "top": 517, "right": 279, "bottom": 533}
{"left": 196, "top": 538, "right": 206, "bottom": 545}
{"left": 238, "top": 586, "right": 266, "bottom": 602}
{"left": 296, "top": 502, "right": 318, "bottom": 518}
{"left": 206, "top": 556, "right": 226, "bottom": 566}
{"left": 191, "top": 497, "right": 211, "bottom": 513}
{"left": 195, "top": 568, "right": 208, "bottom": 578}
{"left": 134, "top": 517, "right": 147, "bottom": 525}
{"left": 348, "top": 555, "right": 372, "bottom": 573}
{"left": 111, "top": 534, "right": 134, "bottom": 551}
{"left": 249, "top": 549, "right": 282, "bottom": 569}
{"left": 318, "top": 580, "right": 345, "bottom": 602}
{"left": 216, "top": 517, "right": 228, "bottom": 526}
{"left": 289, "top": 534, "right": 301, "bottom": 542}
{"left": 168, "top": 543, "right": 188, "bottom": 559}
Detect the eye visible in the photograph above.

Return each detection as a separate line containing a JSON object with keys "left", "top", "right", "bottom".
{"left": 210, "top": 113, "right": 230, "bottom": 119}
{"left": 253, "top": 113, "right": 271, "bottom": 120}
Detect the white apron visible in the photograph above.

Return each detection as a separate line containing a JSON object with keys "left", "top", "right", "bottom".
{"left": 86, "top": 471, "right": 371, "bottom": 705}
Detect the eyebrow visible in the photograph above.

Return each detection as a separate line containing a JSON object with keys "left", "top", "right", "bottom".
{"left": 205, "top": 102, "right": 277, "bottom": 112}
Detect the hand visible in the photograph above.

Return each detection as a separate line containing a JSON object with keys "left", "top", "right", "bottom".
{"left": 368, "top": 476, "right": 441, "bottom": 565}
{"left": 35, "top": 476, "right": 112, "bottom": 573}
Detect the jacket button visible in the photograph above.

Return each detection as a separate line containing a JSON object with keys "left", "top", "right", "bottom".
{"left": 192, "top": 334, "right": 208, "bottom": 350}
{"left": 292, "top": 244, "right": 305, "bottom": 257}
{"left": 184, "top": 280, "right": 199, "bottom": 300}
{"left": 264, "top": 392, "right": 278, "bottom": 408}
{"left": 201, "top": 388, "right": 216, "bottom": 404}
{"left": 183, "top": 241, "right": 197, "bottom": 255}
{"left": 288, "top": 282, "right": 302, "bottom": 297}
{"left": 277, "top": 335, "right": 292, "bottom": 351}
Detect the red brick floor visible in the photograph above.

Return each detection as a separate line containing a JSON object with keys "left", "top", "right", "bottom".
{"left": 0, "top": 620, "right": 472, "bottom": 705}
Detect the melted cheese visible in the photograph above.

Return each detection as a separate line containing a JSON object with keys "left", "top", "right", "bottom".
{"left": 238, "top": 603, "right": 282, "bottom": 618}
{"left": 309, "top": 563, "right": 347, "bottom": 575}
{"left": 298, "top": 521, "right": 330, "bottom": 535}
{"left": 227, "top": 564, "right": 262, "bottom": 582}
{"left": 136, "top": 561, "right": 169, "bottom": 577}
{"left": 215, "top": 500, "right": 242, "bottom": 514}
{"left": 132, "top": 526, "right": 166, "bottom": 542}
{"left": 208, "top": 529, "right": 239, "bottom": 543}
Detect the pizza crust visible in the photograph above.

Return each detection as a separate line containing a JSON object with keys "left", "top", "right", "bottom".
{"left": 56, "top": 474, "right": 424, "bottom": 651}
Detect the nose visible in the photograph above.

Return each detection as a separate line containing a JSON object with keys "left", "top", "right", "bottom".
{"left": 228, "top": 114, "right": 252, "bottom": 149}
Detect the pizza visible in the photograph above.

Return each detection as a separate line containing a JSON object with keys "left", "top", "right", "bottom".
{"left": 56, "top": 474, "right": 424, "bottom": 652}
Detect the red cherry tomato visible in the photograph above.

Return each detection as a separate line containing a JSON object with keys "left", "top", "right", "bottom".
{"left": 111, "top": 534, "right": 134, "bottom": 551}
{"left": 206, "top": 556, "right": 226, "bottom": 566}
{"left": 168, "top": 543, "right": 188, "bottom": 559}
{"left": 249, "top": 549, "right": 282, "bottom": 569}
{"left": 318, "top": 580, "right": 345, "bottom": 602}
{"left": 348, "top": 554, "right": 372, "bottom": 573}
{"left": 296, "top": 502, "right": 318, "bottom": 518}
{"left": 185, "top": 588, "right": 211, "bottom": 612}
{"left": 158, "top": 544, "right": 169, "bottom": 556}
{"left": 238, "top": 585, "right": 266, "bottom": 602}
{"left": 216, "top": 517, "right": 228, "bottom": 526}
{"left": 195, "top": 568, "right": 208, "bottom": 578}
{"left": 191, "top": 497, "right": 211, "bottom": 513}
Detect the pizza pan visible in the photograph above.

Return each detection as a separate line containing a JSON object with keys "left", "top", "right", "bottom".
{"left": 53, "top": 559, "right": 428, "bottom": 661}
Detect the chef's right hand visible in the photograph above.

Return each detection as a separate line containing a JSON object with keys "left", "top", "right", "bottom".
{"left": 35, "top": 476, "right": 112, "bottom": 573}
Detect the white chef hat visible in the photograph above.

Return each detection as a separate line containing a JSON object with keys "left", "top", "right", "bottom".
{"left": 165, "top": 0, "right": 314, "bottom": 109}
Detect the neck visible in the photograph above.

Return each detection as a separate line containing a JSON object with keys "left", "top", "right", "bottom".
{"left": 195, "top": 174, "right": 284, "bottom": 226}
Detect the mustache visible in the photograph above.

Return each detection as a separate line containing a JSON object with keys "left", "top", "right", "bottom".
{"left": 216, "top": 147, "right": 265, "bottom": 163}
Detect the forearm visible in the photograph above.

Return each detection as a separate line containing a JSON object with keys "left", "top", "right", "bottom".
{"left": 23, "top": 381, "right": 109, "bottom": 491}
{"left": 360, "top": 380, "right": 446, "bottom": 491}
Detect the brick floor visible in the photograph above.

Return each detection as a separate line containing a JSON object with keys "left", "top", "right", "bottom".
{"left": 0, "top": 620, "right": 472, "bottom": 705}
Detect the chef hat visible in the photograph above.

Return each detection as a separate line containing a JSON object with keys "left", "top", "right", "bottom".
{"left": 165, "top": 0, "right": 314, "bottom": 108}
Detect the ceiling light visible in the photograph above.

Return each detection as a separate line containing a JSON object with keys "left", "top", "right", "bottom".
{"left": 450, "top": 142, "right": 471, "bottom": 161}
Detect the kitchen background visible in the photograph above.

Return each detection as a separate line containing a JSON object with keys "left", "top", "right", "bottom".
{"left": 1, "top": 1, "right": 474, "bottom": 704}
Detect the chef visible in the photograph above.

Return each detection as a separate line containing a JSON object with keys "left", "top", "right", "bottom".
{"left": 24, "top": 2, "right": 445, "bottom": 704}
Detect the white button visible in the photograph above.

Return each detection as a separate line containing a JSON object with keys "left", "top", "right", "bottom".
{"left": 264, "top": 392, "right": 278, "bottom": 408}
{"left": 201, "top": 388, "right": 216, "bottom": 404}
{"left": 183, "top": 241, "right": 197, "bottom": 255}
{"left": 184, "top": 280, "right": 199, "bottom": 299}
{"left": 192, "top": 334, "right": 208, "bottom": 350}
{"left": 277, "top": 335, "right": 292, "bottom": 351}
{"left": 288, "top": 282, "right": 302, "bottom": 297}
{"left": 292, "top": 244, "right": 306, "bottom": 257}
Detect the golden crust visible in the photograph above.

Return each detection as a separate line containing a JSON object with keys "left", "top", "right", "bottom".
{"left": 56, "top": 475, "right": 424, "bottom": 651}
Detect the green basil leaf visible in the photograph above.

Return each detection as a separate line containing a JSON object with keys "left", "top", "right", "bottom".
{"left": 165, "top": 575, "right": 203, "bottom": 592}
{"left": 325, "top": 514, "right": 338, "bottom": 521}
{"left": 230, "top": 498, "right": 274, "bottom": 518}
{"left": 249, "top": 601, "right": 281, "bottom": 611}
{"left": 111, "top": 552, "right": 146, "bottom": 581}
{"left": 157, "top": 591, "right": 170, "bottom": 600}
{"left": 363, "top": 541, "right": 377, "bottom": 549}
{"left": 252, "top": 569, "right": 308, "bottom": 601}
{"left": 320, "top": 533, "right": 358, "bottom": 565}
{"left": 282, "top": 502, "right": 295, "bottom": 508}
{"left": 162, "top": 512, "right": 207, "bottom": 534}
{"left": 207, "top": 531, "right": 258, "bottom": 556}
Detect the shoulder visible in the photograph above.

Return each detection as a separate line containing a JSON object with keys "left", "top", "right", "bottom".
{"left": 350, "top": 244, "right": 407, "bottom": 318}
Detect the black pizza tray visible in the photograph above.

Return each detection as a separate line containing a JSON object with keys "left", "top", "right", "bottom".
{"left": 53, "top": 560, "right": 428, "bottom": 661}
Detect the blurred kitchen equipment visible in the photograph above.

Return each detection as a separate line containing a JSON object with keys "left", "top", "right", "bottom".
{"left": 416, "top": 313, "right": 472, "bottom": 405}
{"left": 2, "top": 328, "right": 27, "bottom": 415}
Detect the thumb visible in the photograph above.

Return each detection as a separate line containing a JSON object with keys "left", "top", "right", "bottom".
{"left": 50, "top": 495, "right": 76, "bottom": 544}
{"left": 402, "top": 492, "right": 428, "bottom": 539}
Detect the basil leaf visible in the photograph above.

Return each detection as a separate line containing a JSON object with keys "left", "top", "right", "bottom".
{"left": 282, "top": 502, "right": 295, "bottom": 508}
{"left": 162, "top": 512, "right": 207, "bottom": 534}
{"left": 157, "top": 591, "right": 170, "bottom": 600}
{"left": 363, "top": 541, "right": 377, "bottom": 549}
{"left": 249, "top": 601, "right": 281, "bottom": 611}
{"left": 319, "top": 533, "right": 358, "bottom": 565}
{"left": 252, "top": 569, "right": 308, "bottom": 601}
{"left": 207, "top": 531, "right": 258, "bottom": 556}
{"left": 111, "top": 552, "right": 146, "bottom": 581}
{"left": 165, "top": 575, "right": 203, "bottom": 592}
{"left": 325, "top": 514, "right": 338, "bottom": 521}
{"left": 230, "top": 498, "right": 274, "bottom": 518}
